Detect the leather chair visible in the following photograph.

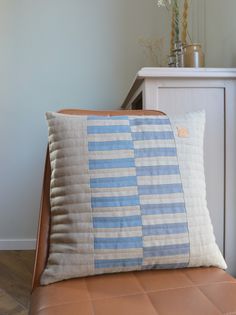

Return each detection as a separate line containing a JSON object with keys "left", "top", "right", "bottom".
{"left": 30, "top": 109, "right": 236, "bottom": 315}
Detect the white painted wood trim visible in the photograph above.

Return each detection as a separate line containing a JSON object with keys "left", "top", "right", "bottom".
{"left": 224, "top": 80, "right": 236, "bottom": 275}
{"left": 121, "top": 79, "right": 144, "bottom": 109}
{"left": 0, "top": 239, "right": 36, "bottom": 250}
{"left": 126, "top": 84, "right": 144, "bottom": 110}
{"left": 137, "top": 67, "right": 236, "bottom": 79}
{"left": 143, "top": 79, "right": 159, "bottom": 110}
{"left": 145, "top": 78, "right": 228, "bottom": 89}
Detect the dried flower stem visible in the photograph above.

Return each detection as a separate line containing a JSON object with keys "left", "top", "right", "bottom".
{"left": 170, "top": 7, "right": 175, "bottom": 53}
{"left": 173, "top": 0, "right": 179, "bottom": 42}
{"left": 181, "top": 0, "right": 189, "bottom": 45}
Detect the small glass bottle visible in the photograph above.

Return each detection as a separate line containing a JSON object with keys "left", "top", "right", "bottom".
{"left": 183, "top": 44, "right": 205, "bottom": 67}
{"left": 173, "top": 41, "right": 184, "bottom": 67}
{"left": 168, "top": 55, "right": 176, "bottom": 67}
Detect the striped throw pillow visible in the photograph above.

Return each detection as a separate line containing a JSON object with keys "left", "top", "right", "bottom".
{"left": 41, "top": 111, "right": 226, "bottom": 285}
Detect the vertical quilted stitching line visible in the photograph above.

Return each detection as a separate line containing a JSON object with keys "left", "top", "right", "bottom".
{"left": 168, "top": 116, "right": 191, "bottom": 267}
{"left": 86, "top": 117, "right": 96, "bottom": 276}
{"left": 129, "top": 117, "right": 144, "bottom": 268}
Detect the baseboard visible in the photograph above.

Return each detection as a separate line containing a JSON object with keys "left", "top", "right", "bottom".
{"left": 0, "top": 239, "right": 36, "bottom": 250}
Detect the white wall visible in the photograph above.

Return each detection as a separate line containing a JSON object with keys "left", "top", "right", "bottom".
{"left": 205, "top": 0, "right": 236, "bottom": 67}
{"left": 0, "top": 0, "right": 167, "bottom": 248}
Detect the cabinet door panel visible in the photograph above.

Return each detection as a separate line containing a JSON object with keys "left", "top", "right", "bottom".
{"left": 159, "top": 87, "right": 225, "bottom": 252}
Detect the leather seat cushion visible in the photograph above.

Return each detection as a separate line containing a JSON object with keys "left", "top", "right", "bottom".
{"left": 30, "top": 267, "right": 236, "bottom": 315}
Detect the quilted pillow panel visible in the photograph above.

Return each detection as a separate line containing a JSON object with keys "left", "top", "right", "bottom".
{"left": 40, "top": 111, "right": 226, "bottom": 285}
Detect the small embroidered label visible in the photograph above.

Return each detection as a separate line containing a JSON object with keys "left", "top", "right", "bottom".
{"left": 177, "top": 127, "right": 189, "bottom": 138}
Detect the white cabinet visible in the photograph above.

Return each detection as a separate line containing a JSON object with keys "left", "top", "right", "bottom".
{"left": 122, "top": 67, "right": 236, "bottom": 276}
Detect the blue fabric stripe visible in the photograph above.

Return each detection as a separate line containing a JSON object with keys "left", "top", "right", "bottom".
{"left": 135, "top": 147, "right": 177, "bottom": 157}
{"left": 142, "top": 262, "right": 188, "bottom": 270}
{"left": 92, "top": 195, "right": 139, "bottom": 208}
{"left": 141, "top": 203, "right": 186, "bottom": 215}
{"left": 95, "top": 258, "right": 142, "bottom": 268}
{"left": 90, "top": 176, "right": 137, "bottom": 188}
{"left": 88, "top": 140, "right": 133, "bottom": 151}
{"left": 88, "top": 116, "right": 128, "bottom": 120}
{"left": 87, "top": 125, "right": 130, "bottom": 134}
{"left": 133, "top": 131, "right": 174, "bottom": 141}
{"left": 86, "top": 115, "right": 190, "bottom": 272}
{"left": 143, "top": 223, "right": 188, "bottom": 236}
{"left": 130, "top": 118, "right": 170, "bottom": 126}
{"left": 138, "top": 184, "right": 183, "bottom": 195}
{"left": 93, "top": 215, "right": 142, "bottom": 228}
{"left": 144, "top": 243, "right": 190, "bottom": 257}
{"left": 89, "top": 158, "right": 135, "bottom": 169}
{"left": 94, "top": 237, "right": 142, "bottom": 249}
{"left": 136, "top": 165, "right": 180, "bottom": 176}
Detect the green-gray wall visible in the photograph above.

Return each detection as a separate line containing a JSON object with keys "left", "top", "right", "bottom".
{"left": 0, "top": 0, "right": 165, "bottom": 247}
{"left": 0, "top": 0, "right": 235, "bottom": 248}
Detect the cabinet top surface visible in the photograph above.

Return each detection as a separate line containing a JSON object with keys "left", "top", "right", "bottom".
{"left": 137, "top": 67, "right": 236, "bottom": 79}
{"left": 121, "top": 67, "right": 236, "bottom": 108}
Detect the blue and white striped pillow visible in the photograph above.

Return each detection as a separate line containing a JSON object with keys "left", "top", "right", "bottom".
{"left": 41, "top": 111, "right": 226, "bottom": 285}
